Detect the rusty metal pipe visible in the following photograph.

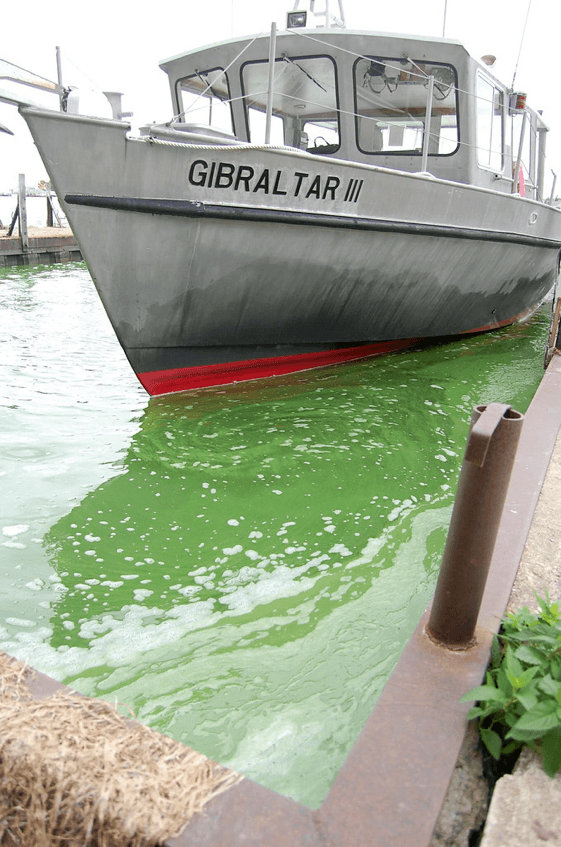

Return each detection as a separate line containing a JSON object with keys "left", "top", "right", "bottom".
{"left": 427, "top": 403, "right": 524, "bottom": 648}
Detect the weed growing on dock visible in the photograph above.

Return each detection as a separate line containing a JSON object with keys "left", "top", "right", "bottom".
{"left": 462, "top": 593, "right": 561, "bottom": 777}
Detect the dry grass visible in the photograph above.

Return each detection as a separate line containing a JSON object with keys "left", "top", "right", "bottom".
{"left": 0, "top": 651, "right": 241, "bottom": 846}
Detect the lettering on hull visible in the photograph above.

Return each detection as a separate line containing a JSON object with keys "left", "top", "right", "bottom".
{"left": 188, "top": 159, "right": 364, "bottom": 203}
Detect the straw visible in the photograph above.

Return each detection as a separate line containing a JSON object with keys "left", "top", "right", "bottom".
{"left": 0, "top": 651, "right": 242, "bottom": 846}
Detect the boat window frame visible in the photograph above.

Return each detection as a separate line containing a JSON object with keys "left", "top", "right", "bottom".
{"left": 352, "top": 55, "right": 460, "bottom": 158}
{"left": 475, "top": 71, "right": 505, "bottom": 173}
{"left": 175, "top": 66, "right": 235, "bottom": 135}
{"left": 240, "top": 52, "right": 341, "bottom": 152}
{"left": 510, "top": 105, "right": 538, "bottom": 196}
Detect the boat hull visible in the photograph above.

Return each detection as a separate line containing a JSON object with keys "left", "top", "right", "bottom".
{"left": 21, "top": 107, "right": 561, "bottom": 394}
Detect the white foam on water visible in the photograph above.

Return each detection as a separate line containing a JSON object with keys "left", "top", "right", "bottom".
{"left": 329, "top": 543, "right": 353, "bottom": 557}
{"left": 229, "top": 708, "right": 330, "bottom": 789}
{"left": 133, "top": 589, "right": 153, "bottom": 601}
{"left": 223, "top": 544, "right": 243, "bottom": 556}
{"left": 1, "top": 598, "right": 211, "bottom": 682}
{"left": 218, "top": 560, "right": 325, "bottom": 615}
{"left": 2, "top": 525, "right": 30, "bottom": 537}
{"left": 25, "top": 579, "right": 45, "bottom": 591}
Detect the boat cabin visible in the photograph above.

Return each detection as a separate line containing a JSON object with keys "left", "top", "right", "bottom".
{"left": 158, "top": 24, "right": 549, "bottom": 201}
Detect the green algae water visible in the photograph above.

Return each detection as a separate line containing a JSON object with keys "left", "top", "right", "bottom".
{"left": 0, "top": 262, "right": 552, "bottom": 807}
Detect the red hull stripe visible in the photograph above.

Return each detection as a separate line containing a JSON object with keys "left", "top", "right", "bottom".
{"left": 138, "top": 304, "right": 539, "bottom": 396}
{"left": 138, "top": 339, "right": 419, "bottom": 396}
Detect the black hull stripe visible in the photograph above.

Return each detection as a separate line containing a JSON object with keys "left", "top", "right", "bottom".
{"left": 64, "top": 194, "right": 561, "bottom": 249}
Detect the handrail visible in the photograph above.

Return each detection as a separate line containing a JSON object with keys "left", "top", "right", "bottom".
{"left": 512, "top": 107, "right": 528, "bottom": 194}
{"left": 264, "top": 23, "right": 277, "bottom": 144}
{"left": 0, "top": 58, "right": 62, "bottom": 96}
{"left": 420, "top": 75, "right": 435, "bottom": 172}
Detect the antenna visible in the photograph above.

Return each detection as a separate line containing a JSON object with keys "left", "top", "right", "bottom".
{"left": 511, "top": 0, "right": 533, "bottom": 89}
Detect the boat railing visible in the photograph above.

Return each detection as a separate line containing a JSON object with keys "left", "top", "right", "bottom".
{"left": 0, "top": 55, "right": 128, "bottom": 123}
{"left": 0, "top": 57, "right": 64, "bottom": 110}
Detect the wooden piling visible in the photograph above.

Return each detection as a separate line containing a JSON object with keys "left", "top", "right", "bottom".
{"left": 18, "top": 173, "right": 29, "bottom": 252}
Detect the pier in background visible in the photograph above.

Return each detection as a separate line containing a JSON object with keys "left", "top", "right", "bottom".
{"left": 0, "top": 174, "right": 82, "bottom": 266}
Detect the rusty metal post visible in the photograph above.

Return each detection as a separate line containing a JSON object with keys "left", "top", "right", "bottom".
{"left": 427, "top": 403, "right": 524, "bottom": 648}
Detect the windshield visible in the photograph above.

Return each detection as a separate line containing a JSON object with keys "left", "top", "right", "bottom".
{"left": 353, "top": 56, "right": 458, "bottom": 156}
{"left": 177, "top": 67, "right": 234, "bottom": 134}
{"left": 241, "top": 54, "right": 340, "bottom": 152}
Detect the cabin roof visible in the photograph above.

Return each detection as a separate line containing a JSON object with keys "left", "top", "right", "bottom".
{"left": 159, "top": 28, "right": 467, "bottom": 76}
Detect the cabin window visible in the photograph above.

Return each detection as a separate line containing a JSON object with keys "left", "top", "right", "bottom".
{"left": 241, "top": 55, "right": 340, "bottom": 152}
{"left": 353, "top": 57, "right": 459, "bottom": 156}
{"left": 176, "top": 67, "right": 234, "bottom": 134}
{"left": 476, "top": 74, "right": 504, "bottom": 170}
{"left": 246, "top": 109, "right": 285, "bottom": 146}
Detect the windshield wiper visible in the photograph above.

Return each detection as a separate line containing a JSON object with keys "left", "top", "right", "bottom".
{"left": 195, "top": 70, "right": 227, "bottom": 102}
{"left": 282, "top": 55, "right": 327, "bottom": 93}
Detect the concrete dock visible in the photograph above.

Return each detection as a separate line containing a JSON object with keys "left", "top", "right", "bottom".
{"left": 0, "top": 225, "right": 82, "bottom": 267}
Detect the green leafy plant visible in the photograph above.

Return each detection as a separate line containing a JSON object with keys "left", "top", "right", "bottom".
{"left": 461, "top": 593, "right": 561, "bottom": 777}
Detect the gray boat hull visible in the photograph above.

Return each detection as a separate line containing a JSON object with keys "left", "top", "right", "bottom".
{"left": 21, "top": 107, "right": 561, "bottom": 394}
